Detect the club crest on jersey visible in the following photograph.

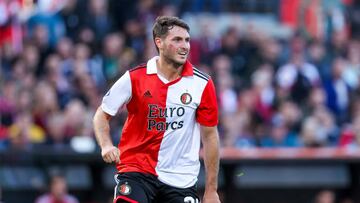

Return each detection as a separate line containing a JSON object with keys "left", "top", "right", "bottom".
{"left": 180, "top": 93, "right": 192, "bottom": 105}
{"left": 118, "top": 183, "right": 131, "bottom": 195}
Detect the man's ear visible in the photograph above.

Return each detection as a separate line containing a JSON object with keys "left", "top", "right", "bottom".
{"left": 155, "top": 37, "right": 162, "bottom": 51}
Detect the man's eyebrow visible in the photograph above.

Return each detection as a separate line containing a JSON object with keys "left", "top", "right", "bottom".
{"left": 171, "top": 36, "right": 191, "bottom": 41}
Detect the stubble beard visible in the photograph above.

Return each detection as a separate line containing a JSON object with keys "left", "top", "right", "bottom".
{"left": 163, "top": 53, "right": 185, "bottom": 69}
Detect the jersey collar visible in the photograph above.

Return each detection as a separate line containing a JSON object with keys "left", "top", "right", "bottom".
{"left": 146, "top": 56, "right": 193, "bottom": 76}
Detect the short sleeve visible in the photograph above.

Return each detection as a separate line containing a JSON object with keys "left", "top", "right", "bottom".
{"left": 101, "top": 71, "right": 132, "bottom": 116}
{"left": 196, "top": 79, "right": 219, "bottom": 126}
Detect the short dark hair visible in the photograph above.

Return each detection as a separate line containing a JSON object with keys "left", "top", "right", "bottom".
{"left": 152, "top": 16, "right": 190, "bottom": 52}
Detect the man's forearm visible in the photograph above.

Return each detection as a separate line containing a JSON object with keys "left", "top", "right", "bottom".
{"left": 93, "top": 107, "right": 120, "bottom": 163}
{"left": 93, "top": 107, "right": 113, "bottom": 148}
{"left": 202, "top": 127, "right": 220, "bottom": 191}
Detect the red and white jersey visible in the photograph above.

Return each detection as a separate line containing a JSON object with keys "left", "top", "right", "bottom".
{"left": 101, "top": 56, "right": 218, "bottom": 188}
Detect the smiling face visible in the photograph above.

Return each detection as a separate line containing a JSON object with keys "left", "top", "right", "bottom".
{"left": 156, "top": 25, "right": 190, "bottom": 67}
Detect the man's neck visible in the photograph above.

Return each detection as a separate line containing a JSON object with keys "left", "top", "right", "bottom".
{"left": 156, "top": 57, "right": 183, "bottom": 82}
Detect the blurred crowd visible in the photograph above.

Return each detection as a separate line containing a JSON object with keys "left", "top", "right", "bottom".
{"left": 1, "top": 0, "right": 360, "bottom": 152}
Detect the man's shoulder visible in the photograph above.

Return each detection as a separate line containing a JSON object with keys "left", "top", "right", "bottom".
{"left": 192, "top": 67, "right": 210, "bottom": 82}
{"left": 127, "top": 63, "right": 147, "bottom": 80}
{"left": 129, "top": 63, "right": 147, "bottom": 73}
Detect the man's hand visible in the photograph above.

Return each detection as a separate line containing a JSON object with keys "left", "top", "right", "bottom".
{"left": 93, "top": 108, "right": 119, "bottom": 164}
{"left": 101, "top": 145, "right": 120, "bottom": 163}
{"left": 203, "top": 191, "right": 221, "bottom": 203}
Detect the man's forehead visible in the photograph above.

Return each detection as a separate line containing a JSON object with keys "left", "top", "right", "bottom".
{"left": 167, "top": 26, "right": 190, "bottom": 37}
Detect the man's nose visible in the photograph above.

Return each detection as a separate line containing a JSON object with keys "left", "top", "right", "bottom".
{"left": 180, "top": 41, "right": 189, "bottom": 49}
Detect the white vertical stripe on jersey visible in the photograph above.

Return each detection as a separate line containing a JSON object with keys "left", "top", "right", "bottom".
{"left": 155, "top": 76, "right": 208, "bottom": 188}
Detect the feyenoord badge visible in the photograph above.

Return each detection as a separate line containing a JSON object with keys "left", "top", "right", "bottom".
{"left": 119, "top": 183, "right": 131, "bottom": 195}
{"left": 180, "top": 93, "right": 192, "bottom": 105}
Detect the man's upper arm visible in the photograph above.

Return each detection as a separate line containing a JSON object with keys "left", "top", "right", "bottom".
{"left": 101, "top": 71, "right": 132, "bottom": 116}
{"left": 196, "top": 79, "right": 219, "bottom": 127}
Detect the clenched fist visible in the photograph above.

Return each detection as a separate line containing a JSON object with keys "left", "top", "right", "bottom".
{"left": 101, "top": 145, "right": 120, "bottom": 163}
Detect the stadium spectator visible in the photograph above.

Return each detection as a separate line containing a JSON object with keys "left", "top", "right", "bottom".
{"left": 306, "top": 40, "right": 330, "bottom": 79}
{"left": 60, "top": 0, "right": 85, "bottom": 40}
{"left": 260, "top": 118, "right": 300, "bottom": 147}
{"left": 218, "top": 26, "right": 246, "bottom": 89}
{"left": 85, "top": 0, "right": 112, "bottom": 47}
{"left": 32, "top": 80, "right": 59, "bottom": 130}
{"left": 0, "top": 0, "right": 23, "bottom": 55}
{"left": 313, "top": 190, "right": 336, "bottom": 203}
{"left": 224, "top": 88, "right": 257, "bottom": 148}
{"left": 101, "top": 32, "right": 127, "bottom": 81}
{"left": 342, "top": 41, "right": 360, "bottom": 89}
{"left": 276, "top": 50, "right": 321, "bottom": 105}
{"left": 26, "top": 0, "right": 66, "bottom": 48}
{"left": 8, "top": 111, "right": 45, "bottom": 149}
{"left": 251, "top": 63, "right": 276, "bottom": 123}
{"left": 300, "top": 106, "right": 338, "bottom": 147}
{"left": 324, "top": 57, "right": 352, "bottom": 124}
{"left": 349, "top": 0, "right": 360, "bottom": 38}
{"left": 43, "top": 113, "right": 68, "bottom": 150}
{"left": 339, "top": 115, "right": 360, "bottom": 149}
{"left": 21, "top": 42, "right": 41, "bottom": 77}
{"left": 44, "top": 53, "right": 72, "bottom": 109}
{"left": 35, "top": 174, "right": 79, "bottom": 203}
{"left": 215, "top": 54, "right": 238, "bottom": 115}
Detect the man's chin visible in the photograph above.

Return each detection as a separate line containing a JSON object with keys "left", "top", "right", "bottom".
{"left": 174, "top": 61, "right": 185, "bottom": 67}
{"left": 175, "top": 58, "right": 187, "bottom": 65}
